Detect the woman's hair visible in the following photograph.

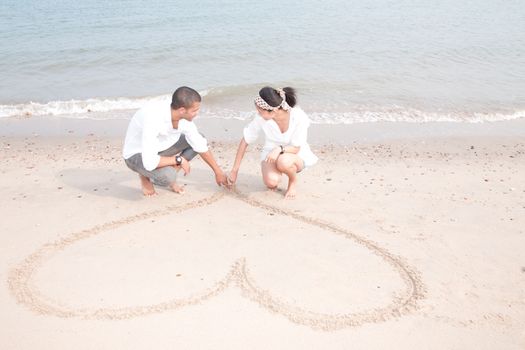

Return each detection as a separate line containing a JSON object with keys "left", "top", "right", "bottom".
{"left": 258, "top": 86, "right": 297, "bottom": 110}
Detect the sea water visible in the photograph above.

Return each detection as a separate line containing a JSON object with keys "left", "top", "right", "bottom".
{"left": 1, "top": 0, "right": 524, "bottom": 123}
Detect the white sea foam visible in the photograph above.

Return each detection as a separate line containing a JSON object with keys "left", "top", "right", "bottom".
{"left": 0, "top": 90, "right": 214, "bottom": 119}
{"left": 307, "top": 108, "right": 525, "bottom": 124}
{"left": 200, "top": 106, "right": 525, "bottom": 124}
{"left": 0, "top": 95, "right": 170, "bottom": 119}
{"left": 1, "top": 95, "right": 524, "bottom": 124}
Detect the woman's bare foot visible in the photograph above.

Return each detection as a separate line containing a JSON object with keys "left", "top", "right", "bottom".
{"left": 170, "top": 182, "right": 185, "bottom": 194}
{"left": 284, "top": 178, "right": 297, "bottom": 199}
{"left": 139, "top": 175, "right": 157, "bottom": 196}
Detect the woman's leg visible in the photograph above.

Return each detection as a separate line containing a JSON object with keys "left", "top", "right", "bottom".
{"left": 261, "top": 161, "right": 282, "bottom": 190}
{"left": 276, "top": 153, "right": 304, "bottom": 198}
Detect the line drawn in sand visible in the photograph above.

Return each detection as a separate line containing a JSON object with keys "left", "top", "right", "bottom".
{"left": 8, "top": 190, "right": 425, "bottom": 331}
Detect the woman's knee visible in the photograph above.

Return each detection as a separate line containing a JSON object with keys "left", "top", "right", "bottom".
{"left": 276, "top": 154, "right": 296, "bottom": 173}
{"left": 263, "top": 174, "right": 280, "bottom": 188}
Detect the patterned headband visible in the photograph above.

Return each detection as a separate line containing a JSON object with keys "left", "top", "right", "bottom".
{"left": 254, "top": 88, "right": 291, "bottom": 111}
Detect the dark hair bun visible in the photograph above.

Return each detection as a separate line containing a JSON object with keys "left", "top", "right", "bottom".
{"left": 282, "top": 87, "right": 297, "bottom": 108}
{"left": 258, "top": 86, "right": 297, "bottom": 109}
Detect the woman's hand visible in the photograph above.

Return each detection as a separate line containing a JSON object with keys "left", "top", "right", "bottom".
{"left": 227, "top": 169, "right": 238, "bottom": 186}
{"left": 265, "top": 147, "right": 281, "bottom": 163}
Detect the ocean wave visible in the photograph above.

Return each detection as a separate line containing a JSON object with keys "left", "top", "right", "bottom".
{"left": 1, "top": 94, "right": 524, "bottom": 124}
{"left": 200, "top": 106, "right": 525, "bottom": 124}
{"left": 307, "top": 107, "right": 525, "bottom": 124}
{"left": 0, "top": 95, "right": 173, "bottom": 118}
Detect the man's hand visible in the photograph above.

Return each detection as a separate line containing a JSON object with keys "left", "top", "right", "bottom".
{"left": 215, "top": 170, "right": 228, "bottom": 187}
{"left": 198, "top": 150, "right": 229, "bottom": 187}
{"left": 175, "top": 157, "right": 191, "bottom": 176}
{"left": 265, "top": 147, "right": 281, "bottom": 163}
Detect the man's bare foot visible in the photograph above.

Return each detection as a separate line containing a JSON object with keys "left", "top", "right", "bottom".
{"left": 139, "top": 175, "right": 157, "bottom": 196}
{"left": 170, "top": 182, "right": 185, "bottom": 194}
{"left": 284, "top": 179, "right": 297, "bottom": 199}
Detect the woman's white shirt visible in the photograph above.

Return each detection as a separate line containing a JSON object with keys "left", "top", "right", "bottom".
{"left": 243, "top": 107, "right": 318, "bottom": 167}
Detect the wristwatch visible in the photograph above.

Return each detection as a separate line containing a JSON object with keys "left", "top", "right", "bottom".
{"left": 279, "top": 145, "right": 285, "bottom": 154}
{"left": 175, "top": 155, "right": 183, "bottom": 166}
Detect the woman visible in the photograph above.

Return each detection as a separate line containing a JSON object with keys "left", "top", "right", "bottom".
{"left": 228, "top": 86, "right": 318, "bottom": 198}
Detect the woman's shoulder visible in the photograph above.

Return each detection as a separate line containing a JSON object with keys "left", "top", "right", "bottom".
{"left": 246, "top": 114, "right": 265, "bottom": 125}
{"left": 291, "top": 106, "right": 307, "bottom": 116}
{"left": 291, "top": 106, "right": 310, "bottom": 123}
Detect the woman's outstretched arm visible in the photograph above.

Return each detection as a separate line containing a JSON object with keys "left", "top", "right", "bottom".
{"left": 228, "top": 138, "right": 249, "bottom": 185}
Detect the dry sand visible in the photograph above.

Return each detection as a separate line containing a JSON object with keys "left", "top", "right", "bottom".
{"left": 0, "top": 118, "right": 524, "bottom": 349}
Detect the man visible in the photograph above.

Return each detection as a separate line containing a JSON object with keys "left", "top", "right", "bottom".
{"left": 123, "top": 86, "right": 227, "bottom": 195}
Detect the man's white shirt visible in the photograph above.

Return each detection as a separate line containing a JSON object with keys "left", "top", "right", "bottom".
{"left": 123, "top": 100, "right": 208, "bottom": 171}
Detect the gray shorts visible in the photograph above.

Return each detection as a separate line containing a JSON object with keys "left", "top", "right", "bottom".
{"left": 124, "top": 135, "right": 198, "bottom": 186}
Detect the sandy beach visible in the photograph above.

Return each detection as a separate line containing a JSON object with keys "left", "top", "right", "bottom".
{"left": 1, "top": 118, "right": 524, "bottom": 349}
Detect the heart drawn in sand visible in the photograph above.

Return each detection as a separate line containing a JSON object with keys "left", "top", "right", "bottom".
{"left": 8, "top": 190, "right": 424, "bottom": 331}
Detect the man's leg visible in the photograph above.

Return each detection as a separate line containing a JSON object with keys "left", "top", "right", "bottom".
{"left": 139, "top": 174, "right": 156, "bottom": 196}
{"left": 125, "top": 154, "right": 181, "bottom": 194}
{"left": 158, "top": 134, "right": 199, "bottom": 161}
{"left": 124, "top": 135, "right": 200, "bottom": 195}
{"left": 157, "top": 135, "right": 200, "bottom": 192}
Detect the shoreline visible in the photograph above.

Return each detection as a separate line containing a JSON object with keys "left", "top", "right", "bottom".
{"left": 1, "top": 115, "right": 525, "bottom": 145}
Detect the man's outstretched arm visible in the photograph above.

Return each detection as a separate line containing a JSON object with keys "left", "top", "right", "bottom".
{"left": 199, "top": 150, "right": 228, "bottom": 186}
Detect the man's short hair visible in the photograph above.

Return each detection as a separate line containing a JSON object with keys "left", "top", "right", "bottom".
{"left": 171, "top": 86, "right": 201, "bottom": 109}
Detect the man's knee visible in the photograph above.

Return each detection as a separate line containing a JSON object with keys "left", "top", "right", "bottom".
{"left": 150, "top": 168, "right": 177, "bottom": 187}
{"left": 124, "top": 158, "right": 134, "bottom": 170}
{"left": 124, "top": 155, "right": 152, "bottom": 177}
